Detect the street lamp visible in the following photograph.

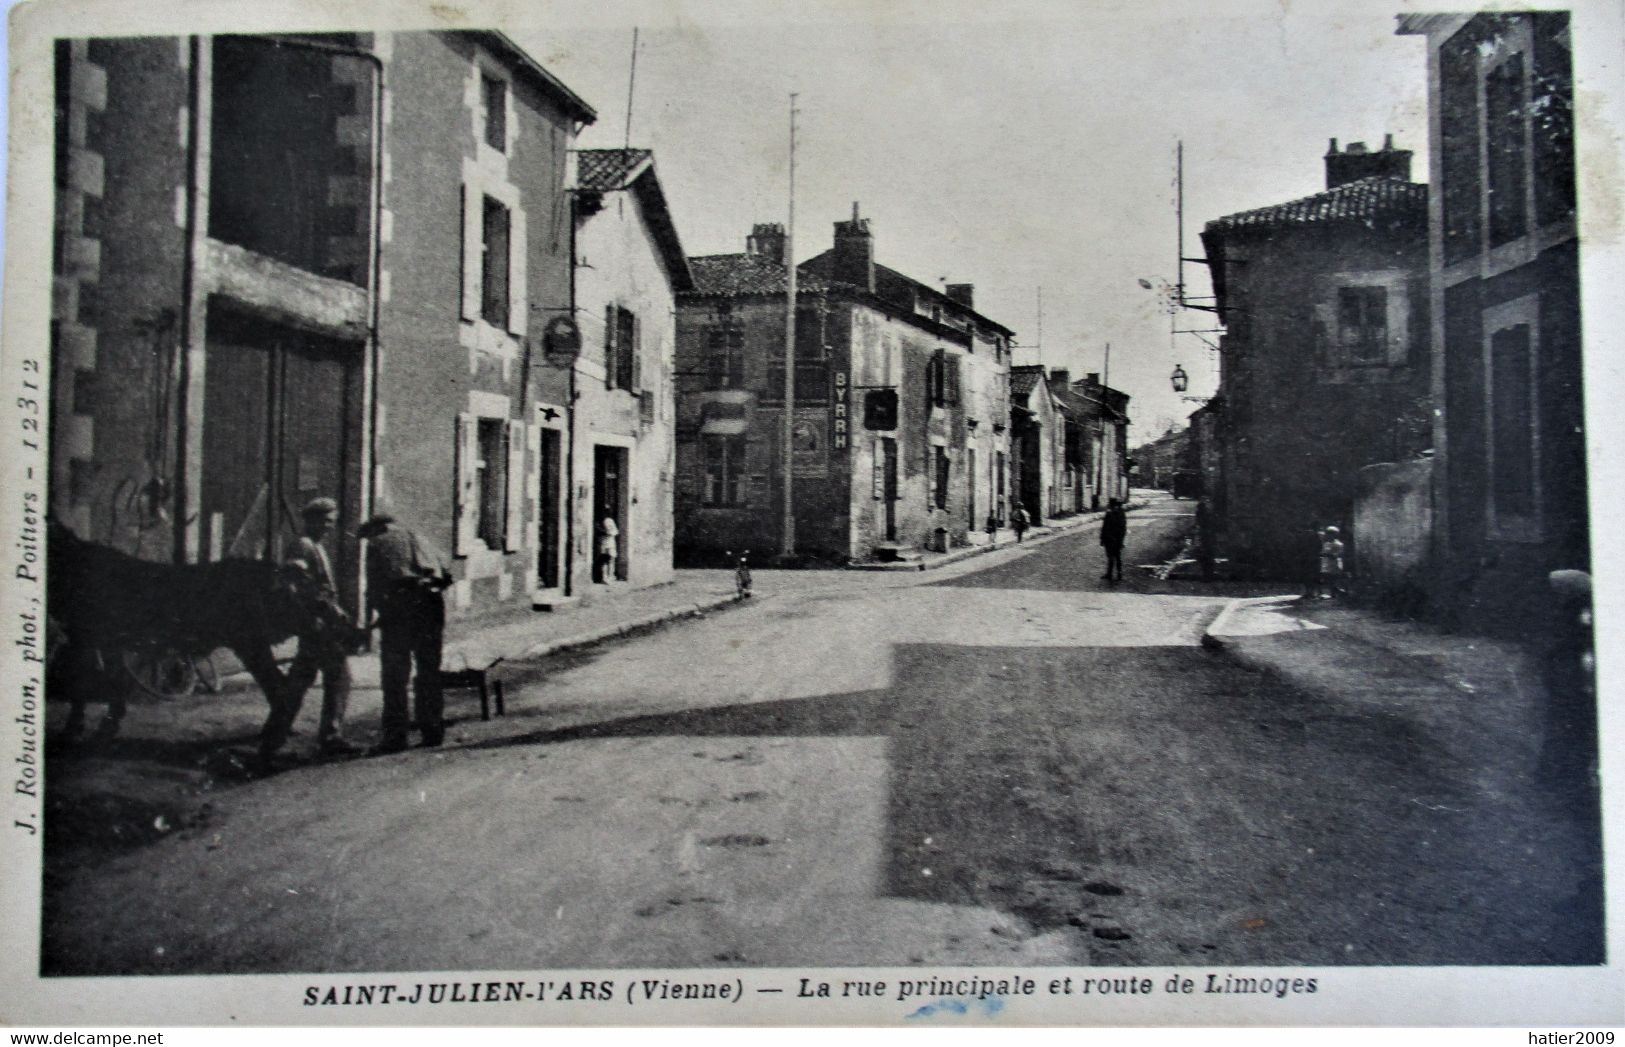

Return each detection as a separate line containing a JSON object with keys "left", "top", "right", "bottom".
{"left": 1171, "top": 364, "right": 1190, "bottom": 393}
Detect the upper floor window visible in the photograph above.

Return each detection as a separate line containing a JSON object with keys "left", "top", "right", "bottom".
{"left": 481, "top": 196, "right": 511, "bottom": 328}
{"left": 605, "top": 305, "right": 639, "bottom": 391}
{"left": 482, "top": 74, "right": 507, "bottom": 152}
{"left": 1337, "top": 286, "right": 1389, "bottom": 365}
{"left": 1484, "top": 50, "right": 1529, "bottom": 248}
{"left": 706, "top": 328, "right": 745, "bottom": 389}
{"left": 926, "top": 349, "right": 961, "bottom": 408}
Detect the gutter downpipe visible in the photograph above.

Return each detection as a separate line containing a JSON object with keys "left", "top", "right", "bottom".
{"left": 564, "top": 190, "right": 580, "bottom": 598}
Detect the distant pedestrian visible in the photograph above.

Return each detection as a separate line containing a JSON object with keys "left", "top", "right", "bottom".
{"left": 599, "top": 516, "right": 620, "bottom": 582}
{"left": 1011, "top": 503, "right": 1030, "bottom": 542}
{"left": 1318, "top": 525, "right": 1347, "bottom": 599}
{"left": 984, "top": 511, "right": 999, "bottom": 544}
{"left": 1194, "top": 499, "right": 1216, "bottom": 582}
{"left": 282, "top": 497, "right": 361, "bottom": 757}
{"left": 1100, "top": 497, "right": 1127, "bottom": 582}
{"left": 359, "top": 514, "right": 451, "bottom": 753}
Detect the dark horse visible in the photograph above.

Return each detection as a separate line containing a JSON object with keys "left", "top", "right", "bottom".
{"left": 47, "top": 521, "right": 353, "bottom": 763}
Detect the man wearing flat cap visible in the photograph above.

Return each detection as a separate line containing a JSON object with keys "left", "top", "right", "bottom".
{"left": 282, "top": 497, "right": 361, "bottom": 756}
{"left": 359, "top": 513, "right": 452, "bottom": 753}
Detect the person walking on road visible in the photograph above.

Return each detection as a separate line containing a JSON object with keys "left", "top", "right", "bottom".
{"left": 282, "top": 497, "right": 362, "bottom": 757}
{"left": 1194, "top": 498, "right": 1216, "bottom": 582}
{"left": 1011, "top": 503, "right": 1030, "bottom": 543}
{"left": 359, "top": 513, "right": 452, "bottom": 753}
{"left": 1318, "top": 525, "right": 1347, "bottom": 600}
{"left": 1100, "top": 497, "right": 1128, "bottom": 583}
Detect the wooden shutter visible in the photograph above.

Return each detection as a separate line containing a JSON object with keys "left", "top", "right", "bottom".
{"left": 508, "top": 207, "right": 528, "bottom": 336}
{"left": 454, "top": 412, "right": 480, "bottom": 556}
{"left": 504, "top": 419, "right": 525, "bottom": 551}
{"left": 628, "top": 313, "right": 642, "bottom": 392}
{"left": 604, "top": 304, "right": 617, "bottom": 389}
{"left": 460, "top": 184, "right": 480, "bottom": 321}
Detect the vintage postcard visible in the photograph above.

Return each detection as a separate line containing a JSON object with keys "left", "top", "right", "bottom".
{"left": 2, "top": 0, "right": 1622, "bottom": 1029}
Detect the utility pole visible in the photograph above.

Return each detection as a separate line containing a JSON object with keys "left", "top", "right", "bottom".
{"left": 1176, "top": 139, "right": 1185, "bottom": 307}
{"left": 1035, "top": 287, "right": 1044, "bottom": 364}
{"left": 781, "top": 92, "right": 799, "bottom": 558}
{"left": 622, "top": 28, "right": 639, "bottom": 151}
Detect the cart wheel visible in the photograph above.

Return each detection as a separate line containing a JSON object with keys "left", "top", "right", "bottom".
{"left": 121, "top": 645, "right": 199, "bottom": 699}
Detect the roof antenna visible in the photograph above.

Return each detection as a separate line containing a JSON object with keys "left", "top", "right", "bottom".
{"left": 623, "top": 27, "right": 639, "bottom": 151}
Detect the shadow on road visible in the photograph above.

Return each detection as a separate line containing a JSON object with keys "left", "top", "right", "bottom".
{"left": 462, "top": 637, "right": 1602, "bottom": 966}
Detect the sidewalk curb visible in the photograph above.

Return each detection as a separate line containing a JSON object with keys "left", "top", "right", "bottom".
{"left": 1200, "top": 594, "right": 1303, "bottom": 651}
{"left": 847, "top": 499, "right": 1151, "bottom": 573}
{"left": 516, "top": 592, "right": 746, "bottom": 660}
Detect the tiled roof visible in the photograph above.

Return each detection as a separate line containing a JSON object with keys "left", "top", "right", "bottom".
{"left": 576, "top": 148, "right": 653, "bottom": 191}
{"left": 1009, "top": 368, "right": 1044, "bottom": 396}
{"left": 686, "top": 253, "right": 841, "bottom": 297}
{"left": 1205, "top": 176, "right": 1427, "bottom": 235}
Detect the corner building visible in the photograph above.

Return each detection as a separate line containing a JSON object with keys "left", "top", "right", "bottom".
{"left": 674, "top": 208, "right": 1015, "bottom": 563}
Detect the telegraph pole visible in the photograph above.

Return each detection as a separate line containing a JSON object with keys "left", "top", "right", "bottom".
{"left": 781, "top": 92, "right": 799, "bottom": 558}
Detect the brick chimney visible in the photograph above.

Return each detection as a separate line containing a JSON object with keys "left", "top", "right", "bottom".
{"left": 746, "top": 222, "right": 788, "bottom": 266}
{"left": 945, "top": 283, "right": 974, "bottom": 309}
{"left": 831, "top": 202, "right": 875, "bottom": 293}
{"left": 1324, "top": 134, "right": 1412, "bottom": 189}
{"left": 1084, "top": 372, "right": 1100, "bottom": 386}
{"left": 1048, "top": 369, "right": 1070, "bottom": 391}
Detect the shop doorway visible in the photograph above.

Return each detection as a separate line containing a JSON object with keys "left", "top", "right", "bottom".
{"left": 592, "top": 445, "right": 629, "bottom": 582}
{"left": 535, "top": 426, "right": 562, "bottom": 590}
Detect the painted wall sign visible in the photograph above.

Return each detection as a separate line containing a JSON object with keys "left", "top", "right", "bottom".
{"left": 832, "top": 370, "right": 850, "bottom": 450}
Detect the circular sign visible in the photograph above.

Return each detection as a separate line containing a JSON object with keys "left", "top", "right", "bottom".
{"left": 543, "top": 316, "right": 582, "bottom": 366}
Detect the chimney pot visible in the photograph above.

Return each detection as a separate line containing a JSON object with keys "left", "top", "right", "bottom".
{"left": 1328, "top": 137, "right": 1339, "bottom": 154}
{"left": 832, "top": 206, "right": 876, "bottom": 293}
{"left": 746, "top": 222, "right": 789, "bottom": 266}
{"left": 1324, "top": 135, "right": 1413, "bottom": 188}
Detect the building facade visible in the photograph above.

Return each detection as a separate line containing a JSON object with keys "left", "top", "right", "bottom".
{"left": 1398, "top": 13, "right": 1586, "bottom": 630}
{"left": 1009, "top": 365, "right": 1064, "bottom": 522}
{"left": 49, "top": 32, "right": 688, "bottom": 622}
{"left": 673, "top": 209, "right": 1015, "bottom": 563}
{"left": 557, "top": 148, "right": 690, "bottom": 600}
{"left": 1199, "top": 137, "right": 1432, "bottom": 578}
{"left": 1131, "top": 424, "right": 1193, "bottom": 492}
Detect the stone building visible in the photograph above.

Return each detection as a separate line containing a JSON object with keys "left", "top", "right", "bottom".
{"left": 1009, "top": 365, "right": 1065, "bottom": 522}
{"left": 673, "top": 207, "right": 1015, "bottom": 563}
{"left": 48, "top": 31, "right": 687, "bottom": 621}
{"left": 1131, "top": 424, "right": 1193, "bottom": 492}
{"left": 1199, "top": 136, "right": 1432, "bottom": 578}
{"left": 551, "top": 148, "right": 690, "bottom": 602}
{"left": 1398, "top": 13, "right": 1586, "bottom": 630}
